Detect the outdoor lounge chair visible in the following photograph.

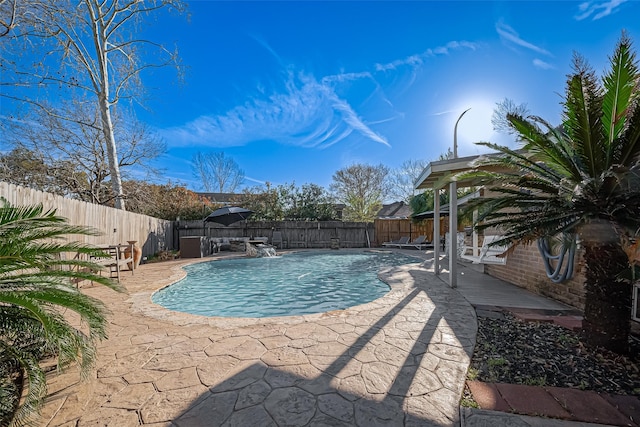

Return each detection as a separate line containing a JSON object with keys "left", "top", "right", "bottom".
{"left": 271, "top": 231, "right": 286, "bottom": 249}
{"left": 382, "top": 236, "right": 410, "bottom": 248}
{"left": 461, "top": 235, "right": 509, "bottom": 265}
{"left": 398, "top": 235, "right": 433, "bottom": 250}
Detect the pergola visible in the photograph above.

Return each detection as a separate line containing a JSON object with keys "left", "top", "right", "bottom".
{"left": 414, "top": 153, "right": 503, "bottom": 288}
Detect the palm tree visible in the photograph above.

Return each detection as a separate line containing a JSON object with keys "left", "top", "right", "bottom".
{"left": 0, "top": 198, "right": 123, "bottom": 426}
{"left": 464, "top": 33, "right": 640, "bottom": 354}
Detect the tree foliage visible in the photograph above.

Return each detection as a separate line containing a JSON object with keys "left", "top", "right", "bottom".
{"left": 0, "top": 198, "right": 123, "bottom": 425}
{"left": 409, "top": 190, "right": 447, "bottom": 216}
{"left": 125, "top": 181, "right": 219, "bottom": 220}
{"left": 330, "top": 163, "right": 389, "bottom": 222}
{"left": 241, "top": 182, "right": 337, "bottom": 221}
{"left": 0, "top": 147, "right": 71, "bottom": 196}
{"left": 462, "top": 33, "right": 640, "bottom": 354}
{"left": 283, "top": 183, "right": 336, "bottom": 220}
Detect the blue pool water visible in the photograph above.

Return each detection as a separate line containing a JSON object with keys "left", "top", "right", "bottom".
{"left": 152, "top": 251, "right": 420, "bottom": 318}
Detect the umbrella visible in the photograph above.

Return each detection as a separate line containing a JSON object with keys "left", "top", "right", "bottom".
{"left": 204, "top": 206, "right": 254, "bottom": 226}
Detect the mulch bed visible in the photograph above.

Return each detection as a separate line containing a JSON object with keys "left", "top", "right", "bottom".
{"left": 466, "top": 312, "right": 640, "bottom": 398}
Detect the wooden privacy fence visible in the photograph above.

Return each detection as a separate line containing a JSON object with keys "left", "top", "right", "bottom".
{"left": 177, "top": 220, "right": 375, "bottom": 249}
{"left": 374, "top": 218, "right": 450, "bottom": 246}
{"left": 1, "top": 182, "right": 173, "bottom": 256}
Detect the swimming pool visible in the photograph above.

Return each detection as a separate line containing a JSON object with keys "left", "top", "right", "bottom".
{"left": 152, "top": 250, "right": 420, "bottom": 318}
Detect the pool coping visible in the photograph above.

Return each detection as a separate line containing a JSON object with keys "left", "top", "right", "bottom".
{"left": 128, "top": 248, "right": 427, "bottom": 329}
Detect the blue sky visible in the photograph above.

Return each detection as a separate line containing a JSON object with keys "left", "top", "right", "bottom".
{"left": 140, "top": 0, "right": 639, "bottom": 191}
{"left": 6, "top": 1, "right": 640, "bottom": 193}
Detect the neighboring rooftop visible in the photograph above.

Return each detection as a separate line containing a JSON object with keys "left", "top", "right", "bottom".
{"left": 377, "top": 201, "right": 412, "bottom": 219}
{"left": 196, "top": 192, "right": 242, "bottom": 204}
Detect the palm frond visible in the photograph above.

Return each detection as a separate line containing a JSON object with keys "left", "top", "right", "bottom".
{"left": 602, "top": 33, "right": 638, "bottom": 164}
{"left": 563, "top": 54, "right": 605, "bottom": 176}
{"left": 508, "top": 114, "right": 583, "bottom": 181}
{"left": 618, "top": 92, "right": 640, "bottom": 165}
{"left": 0, "top": 199, "right": 124, "bottom": 424}
{"left": 472, "top": 141, "right": 565, "bottom": 184}
{"left": 0, "top": 340, "right": 47, "bottom": 427}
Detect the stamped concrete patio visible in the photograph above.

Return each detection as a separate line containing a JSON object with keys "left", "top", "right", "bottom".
{"left": 40, "top": 250, "right": 478, "bottom": 426}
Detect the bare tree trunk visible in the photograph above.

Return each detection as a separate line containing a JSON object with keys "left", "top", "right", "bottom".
{"left": 2, "top": 0, "right": 184, "bottom": 211}
{"left": 581, "top": 242, "right": 631, "bottom": 354}
{"left": 89, "top": 0, "right": 125, "bottom": 209}
{"left": 98, "top": 95, "right": 125, "bottom": 209}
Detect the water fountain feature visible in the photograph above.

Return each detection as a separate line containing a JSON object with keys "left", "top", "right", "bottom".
{"left": 246, "top": 243, "right": 277, "bottom": 258}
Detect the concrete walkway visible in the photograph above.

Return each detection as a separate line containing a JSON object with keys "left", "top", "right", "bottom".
{"left": 41, "top": 250, "right": 478, "bottom": 426}
{"left": 418, "top": 253, "right": 573, "bottom": 311}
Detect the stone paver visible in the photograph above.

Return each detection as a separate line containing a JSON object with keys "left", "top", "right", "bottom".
{"left": 40, "top": 250, "right": 478, "bottom": 426}
{"left": 546, "top": 387, "right": 634, "bottom": 426}
{"left": 466, "top": 381, "right": 639, "bottom": 427}
{"left": 460, "top": 408, "right": 614, "bottom": 427}
{"left": 465, "top": 381, "right": 511, "bottom": 412}
{"left": 497, "top": 383, "right": 572, "bottom": 419}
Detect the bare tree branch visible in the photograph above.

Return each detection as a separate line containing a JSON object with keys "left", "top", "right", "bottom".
{"left": 0, "top": 0, "right": 17, "bottom": 37}
{"left": 1, "top": 0, "right": 186, "bottom": 209}
{"left": 192, "top": 151, "right": 246, "bottom": 193}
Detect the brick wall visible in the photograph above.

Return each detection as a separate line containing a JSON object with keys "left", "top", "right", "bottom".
{"left": 484, "top": 243, "right": 587, "bottom": 310}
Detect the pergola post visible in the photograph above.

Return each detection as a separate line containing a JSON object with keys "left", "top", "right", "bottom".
{"left": 433, "top": 186, "right": 440, "bottom": 275}
{"left": 447, "top": 108, "right": 469, "bottom": 289}
{"left": 472, "top": 209, "right": 479, "bottom": 256}
{"left": 449, "top": 181, "right": 457, "bottom": 288}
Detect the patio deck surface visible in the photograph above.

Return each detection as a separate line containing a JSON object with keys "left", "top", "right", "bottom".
{"left": 38, "top": 249, "right": 619, "bottom": 427}
{"left": 41, "top": 250, "right": 477, "bottom": 426}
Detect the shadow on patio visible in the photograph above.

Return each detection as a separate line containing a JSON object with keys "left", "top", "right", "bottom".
{"left": 140, "top": 266, "right": 477, "bottom": 426}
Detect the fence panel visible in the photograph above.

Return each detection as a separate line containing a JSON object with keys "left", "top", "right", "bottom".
{"left": 374, "top": 218, "right": 449, "bottom": 246}
{"left": 176, "top": 220, "right": 375, "bottom": 248}
{"left": 1, "top": 182, "right": 173, "bottom": 256}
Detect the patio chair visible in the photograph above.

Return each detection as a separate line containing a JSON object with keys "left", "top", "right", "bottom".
{"left": 91, "top": 244, "right": 134, "bottom": 283}
{"left": 398, "top": 235, "right": 433, "bottom": 250}
{"left": 382, "top": 236, "right": 410, "bottom": 248}
{"left": 461, "top": 235, "right": 509, "bottom": 265}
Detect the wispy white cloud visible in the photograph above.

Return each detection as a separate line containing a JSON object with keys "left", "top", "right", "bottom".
{"left": 321, "top": 71, "right": 372, "bottom": 84}
{"left": 575, "top": 0, "right": 627, "bottom": 20}
{"left": 366, "top": 115, "right": 403, "bottom": 126}
{"left": 161, "top": 38, "right": 481, "bottom": 152}
{"left": 374, "top": 40, "right": 478, "bottom": 72}
{"left": 431, "top": 109, "right": 457, "bottom": 117}
{"left": 244, "top": 176, "right": 266, "bottom": 185}
{"left": 160, "top": 71, "right": 391, "bottom": 149}
{"left": 533, "top": 58, "right": 554, "bottom": 70}
{"left": 496, "top": 22, "right": 552, "bottom": 56}
{"left": 250, "top": 34, "right": 287, "bottom": 68}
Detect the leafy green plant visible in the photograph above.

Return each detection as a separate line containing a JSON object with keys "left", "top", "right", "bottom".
{"left": 463, "top": 33, "right": 640, "bottom": 354}
{"left": 466, "top": 366, "right": 480, "bottom": 381}
{"left": 460, "top": 395, "right": 480, "bottom": 408}
{"left": 524, "top": 376, "right": 548, "bottom": 387}
{"left": 487, "top": 357, "right": 508, "bottom": 368}
{"left": 555, "top": 332, "right": 577, "bottom": 346}
{"left": 0, "top": 199, "right": 123, "bottom": 426}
